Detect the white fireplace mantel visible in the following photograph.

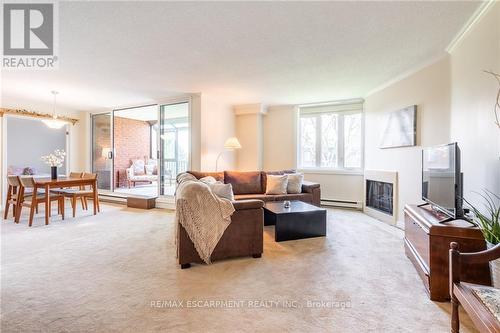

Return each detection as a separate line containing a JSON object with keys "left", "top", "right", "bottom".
{"left": 364, "top": 169, "right": 399, "bottom": 225}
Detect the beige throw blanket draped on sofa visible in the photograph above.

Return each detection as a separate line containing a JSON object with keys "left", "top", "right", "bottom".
{"left": 175, "top": 173, "right": 235, "bottom": 264}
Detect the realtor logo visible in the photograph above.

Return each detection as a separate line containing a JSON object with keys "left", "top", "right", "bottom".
{"left": 2, "top": 2, "right": 58, "bottom": 69}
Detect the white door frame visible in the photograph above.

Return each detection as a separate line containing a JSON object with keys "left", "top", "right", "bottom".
{"left": 157, "top": 96, "right": 192, "bottom": 199}
{"left": 89, "top": 96, "right": 192, "bottom": 201}
{"left": 89, "top": 111, "right": 114, "bottom": 194}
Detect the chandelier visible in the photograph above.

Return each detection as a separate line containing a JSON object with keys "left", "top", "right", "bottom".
{"left": 42, "top": 91, "right": 67, "bottom": 129}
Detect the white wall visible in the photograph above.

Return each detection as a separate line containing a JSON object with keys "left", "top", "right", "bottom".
{"left": 234, "top": 104, "right": 264, "bottom": 171}
{"left": 199, "top": 94, "right": 236, "bottom": 171}
{"left": 263, "top": 105, "right": 296, "bottom": 170}
{"left": 449, "top": 2, "right": 500, "bottom": 204}
{"left": 364, "top": 57, "right": 452, "bottom": 223}
{"left": 6, "top": 117, "right": 68, "bottom": 174}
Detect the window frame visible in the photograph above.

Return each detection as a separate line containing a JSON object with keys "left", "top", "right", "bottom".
{"left": 296, "top": 103, "right": 364, "bottom": 173}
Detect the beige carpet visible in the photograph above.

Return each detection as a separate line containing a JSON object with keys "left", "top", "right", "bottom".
{"left": 1, "top": 203, "right": 477, "bottom": 332}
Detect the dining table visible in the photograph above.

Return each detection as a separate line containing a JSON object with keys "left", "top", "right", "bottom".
{"left": 33, "top": 176, "right": 98, "bottom": 225}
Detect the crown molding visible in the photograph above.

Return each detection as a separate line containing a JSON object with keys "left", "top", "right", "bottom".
{"left": 298, "top": 98, "right": 364, "bottom": 108}
{"left": 446, "top": 0, "right": 497, "bottom": 54}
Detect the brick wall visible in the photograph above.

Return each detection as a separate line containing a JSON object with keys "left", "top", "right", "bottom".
{"left": 113, "top": 116, "right": 151, "bottom": 188}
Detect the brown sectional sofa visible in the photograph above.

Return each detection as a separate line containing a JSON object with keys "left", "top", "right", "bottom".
{"left": 178, "top": 199, "right": 264, "bottom": 268}
{"left": 188, "top": 170, "right": 321, "bottom": 206}
{"left": 177, "top": 170, "right": 321, "bottom": 268}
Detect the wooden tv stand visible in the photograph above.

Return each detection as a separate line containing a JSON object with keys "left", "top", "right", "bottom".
{"left": 404, "top": 204, "right": 491, "bottom": 302}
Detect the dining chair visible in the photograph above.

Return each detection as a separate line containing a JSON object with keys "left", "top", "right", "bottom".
{"left": 58, "top": 172, "right": 100, "bottom": 217}
{"left": 18, "top": 177, "right": 65, "bottom": 227}
{"left": 4, "top": 176, "right": 21, "bottom": 222}
{"left": 51, "top": 172, "right": 86, "bottom": 212}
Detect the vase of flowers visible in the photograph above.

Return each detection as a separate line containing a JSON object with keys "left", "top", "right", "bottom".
{"left": 464, "top": 190, "right": 500, "bottom": 287}
{"left": 41, "top": 149, "right": 66, "bottom": 180}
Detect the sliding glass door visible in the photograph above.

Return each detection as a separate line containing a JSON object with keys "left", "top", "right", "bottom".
{"left": 159, "top": 102, "right": 190, "bottom": 196}
{"left": 90, "top": 100, "right": 191, "bottom": 198}
{"left": 112, "top": 105, "right": 159, "bottom": 197}
{"left": 91, "top": 113, "right": 112, "bottom": 191}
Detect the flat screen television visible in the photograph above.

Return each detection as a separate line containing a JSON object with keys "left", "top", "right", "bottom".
{"left": 422, "top": 142, "right": 463, "bottom": 219}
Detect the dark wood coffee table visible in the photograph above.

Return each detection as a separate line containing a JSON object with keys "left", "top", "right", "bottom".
{"left": 263, "top": 201, "right": 327, "bottom": 242}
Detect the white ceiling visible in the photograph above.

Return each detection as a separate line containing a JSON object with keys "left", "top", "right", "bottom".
{"left": 1, "top": 1, "right": 481, "bottom": 112}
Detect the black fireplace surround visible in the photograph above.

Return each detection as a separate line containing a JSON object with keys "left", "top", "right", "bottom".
{"left": 366, "top": 180, "right": 393, "bottom": 215}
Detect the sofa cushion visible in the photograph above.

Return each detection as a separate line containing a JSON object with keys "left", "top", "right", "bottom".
{"left": 287, "top": 173, "right": 304, "bottom": 194}
{"left": 145, "top": 163, "right": 156, "bottom": 175}
{"left": 265, "top": 175, "right": 288, "bottom": 195}
{"left": 231, "top": 199, "right": 264, "bottom": 210}
{"left": 131, "top": 159, "right": 145, "bottom": 175}
{"left": 130, "top": 174, "right": 157, "bottom": 182}
{"left": 199, "top": 176, "right": 217, "bottom": 184}
{"left": 471, "top": 286, "right": 500, "bottom": 322}
{"left": 234, "top": 194, "right": 276, "bottom": 202}
{"left": 273, "top": 193, "right": 313, "bottom": 203}
{"left": 301, "top": 180, "right": 320, "bottom": 193}
{"left": 224, "top": 171, "right": 263, "bottom": 195}
{"left": 188, "top": 171, "right": 224, "bottom": 182}
{"left": 262, "top": 170, "right": 296, "bottom": 192}
{"left": 209, "top": 182, "right": 234, "bottom": 201}
{"left": 145, "top": 159, "right": 158, "bottom": 175}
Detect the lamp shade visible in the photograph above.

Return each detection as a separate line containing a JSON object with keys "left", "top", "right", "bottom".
{"left": 42, "top": 118, "right": 67, "bottom": 129}
{"left": 43, "top": 90, "right": 67, "bottom": 129}
{"left": 223, "top": 137, "right": 242, "bottom": 150}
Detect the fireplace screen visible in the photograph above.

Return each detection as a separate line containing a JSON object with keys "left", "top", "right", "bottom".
{"left": 366, "top": 180, "right": 393, "bottom": 215}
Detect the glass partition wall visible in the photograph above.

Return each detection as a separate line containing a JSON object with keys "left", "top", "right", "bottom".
{"left": 159, "top": 102, "right": 190, "bottom": 196}
{"left": 90, "top": 100, "right": 190, "bottom": 198}
{"left": 91, "top": 113, "right": 112, "bottom": 191}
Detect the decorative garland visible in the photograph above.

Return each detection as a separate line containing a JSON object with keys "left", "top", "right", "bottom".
{"left": 0, "top": 108, "right": 79, "bottom": 125}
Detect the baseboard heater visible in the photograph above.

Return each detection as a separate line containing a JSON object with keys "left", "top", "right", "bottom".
{"left": 320, "top": 199, "right": 362, "bottom": 209}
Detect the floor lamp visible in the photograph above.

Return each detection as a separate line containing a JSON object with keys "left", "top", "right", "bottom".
{"left": 215, "top": 137, "right": 241, "bottom": 171}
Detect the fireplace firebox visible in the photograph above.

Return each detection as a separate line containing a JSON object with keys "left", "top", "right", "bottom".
{"left": 366, "top": 180, "right": 394, "bottom": 215}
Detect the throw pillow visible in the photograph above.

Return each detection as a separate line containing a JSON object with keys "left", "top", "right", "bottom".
{"left": 22, "top": 167, "right": 35, "bottom": 175}
{"left": 145, "top": 163, "right": 155, "bottom": 175}
{"left": 265, "top": 175, "right": 288, "bottom": 195}
{"left": 131, "top": 159, "right": 145, "bottom": 175}
{"left": 209, "top": 183, "right": 234, "bottom": 201}
{"left": 145, "top": 158, "right": 158, "bottom": 175}
{"left": 199, "top": 176, "right": 217, "bottom": 184}
{"left": 287, "top": 173, "right": 304, "bottom": 194}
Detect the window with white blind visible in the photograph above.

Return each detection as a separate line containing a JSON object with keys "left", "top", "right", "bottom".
{"left": 297, "top": 100, "right": 364, "bottom": 171}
